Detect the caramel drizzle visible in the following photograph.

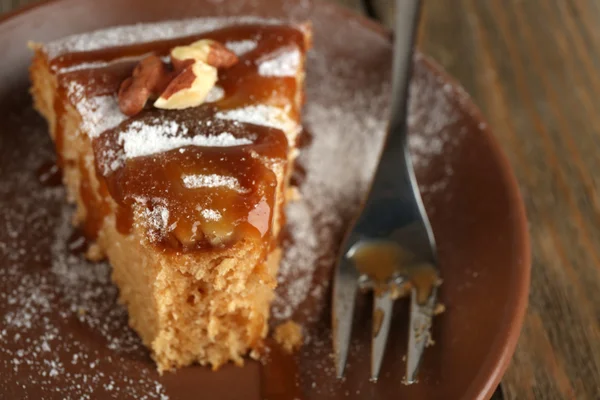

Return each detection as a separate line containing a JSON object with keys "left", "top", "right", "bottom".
{"left": 50, "top": 24, "right": 305, "bottom": 252}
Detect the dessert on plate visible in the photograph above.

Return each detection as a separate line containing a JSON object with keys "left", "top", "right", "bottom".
{"left": 29, "top": 17, "right": 310, "bottom": 372}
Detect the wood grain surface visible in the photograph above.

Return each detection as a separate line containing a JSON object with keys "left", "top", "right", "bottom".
{"left": 2, "top": 0, "right": 599, "bottom": 399}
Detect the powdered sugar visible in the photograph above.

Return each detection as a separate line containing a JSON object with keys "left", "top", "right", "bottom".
{"left": 58, "top": 61, "right": 110, "bottom": 73}
{"left": 258, "top": 49, "right": 301, "bottom": 77}
{"left": 0, "top": 105, "right": 169, "bottom": 399}
{"left": 225, "top": 40, "right": 258, "bottom": 56}
{"left": 205, "top": 86, "right": 225, "bottom": 103}
{"left": 408, "top": 73, "right": 459, "bottom": 170}
{"left": 119, "top": 120, "right": 253, "bottom": 160}
{"left": 44, "top": 17, "right": 285, "bottom": 59}
{"left": 272, "top": 201, "right": 320, "bottom": 319}
{"left": 407, "top": 55, "right": 464, "bottom": 195}
{"left": 182, "top": 174, "right": 248, "bottom": 192}
{"left": 66, "top": 82, "right": 126, "bottom": 139}
{"left": 272, "top": 52, "right": 460, "bottom": 324}
{"left": 200, "top": 209, "right": 222, "bottom": 221}
{"left": 145, "top": 203, "right": 171, "bottom": 243}
{"left": 271, "top": 42, "right": 391, "bottom": 321}
{"left": 14, "top": 14, "right": 465, "bottom": 397}
{"left": 52, "top": 18, "right": 303, "bottom": 169}
{"left": 216, "top": 105, "right": 296, "bottom": 132}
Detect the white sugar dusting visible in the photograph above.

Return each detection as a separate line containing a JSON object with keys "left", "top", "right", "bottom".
{"left": 58, "top": 61, "right": 110, "bottom": 73}
{"left": 205, "top": 86, "right": 225, "bottom": 103}
{"left": 225, "top": 40, "right": 258, "bottom": 56}
{"left": 258, "top": 49, "right": 301, "bottom": 77}
{"left": 52, "top": 15, "right": 460, "bottom": 336}
{"left": 272, "top": 54, "right": 461, "bottom": 324}
{"left": 182, "top": 174, "right": 247, "bottom": 193}
{"left": 12, "top": 14, "right": 465, "bottom": 397}
{"left": 52, "top": 18, "right": 304, "bottom": 146}
{"left": 119, "top": 120, "right": 253, "bottom": 160}
{"left": 216, "top": 105, "right": 296, "bottom": 132}
{"left": 200, "top": 209, "right": 222, "bottom": 221}
{"left": 66, "top": 82, "right": 126, "bottom": 139}
{"left": 408, "top": 80, "right": 458, "bottom": 170}
{"left": 0, "top": 106, "right": 169, "bottom": 398}
{"left": 57, "top": 55, "right": 162, "bottom": 73}
{"left": 145, "top": 204, "right": 171, "bottom": 243}
{"left": 1, "top": 204, "right": 170, "bottom": 399}
{"left": 407, "top": 55, "right": 463, "bottom": 195}
{"left": 272, "top": 47, "right": 391, "bottom": 321}
{"left": 272, "top": 201, "right": 319, "bottom": 319}
{"left": 44, "top": 17, "right": 285, "bottom": 59}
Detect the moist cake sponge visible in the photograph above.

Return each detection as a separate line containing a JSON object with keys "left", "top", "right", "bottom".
{"left": 30, "top": 18, "right": 310, "bottom": 372}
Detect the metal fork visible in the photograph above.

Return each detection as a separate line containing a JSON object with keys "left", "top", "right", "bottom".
{"left": 332, "top": 0, "right": 441, "bottom": 383}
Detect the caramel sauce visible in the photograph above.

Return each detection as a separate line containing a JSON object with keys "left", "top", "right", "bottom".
{"left": 259, "top": 339, "right": 304, "bottom": 400}
{"left": 351, "top": 241, "right": 403, "bottom": 282}
{"left": 50, "top": 24, "right": 305, "bottom": 251}
{"left": 50, "top": 25, "right": 306, "bottom": 71}
{"left": 409, "top": 263, "right": 440, "bottom": 304}
{"left": 52, "top": 85, "right": 68, "bottom": 167}
{"left": 349, "top": 241, "right": 440, "bottom": 304}
{"left": 78, "top": 158, "right": 112, "bottom": 240}
{"left": 95, "top": 113, "right": 286, "bottom": 250}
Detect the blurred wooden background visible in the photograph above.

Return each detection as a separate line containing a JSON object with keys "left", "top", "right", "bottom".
{"left": 3, "top": 0, "right": 600, "bottom": 399}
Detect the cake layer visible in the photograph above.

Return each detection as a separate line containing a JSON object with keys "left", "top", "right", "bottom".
{"left": 47, "top": 22, "right": 308, "bottom": 249}
{"left": 30, "top": 18, "right": 310, "bottom": 371}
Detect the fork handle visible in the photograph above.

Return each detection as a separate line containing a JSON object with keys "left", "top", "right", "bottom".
{"left": 375, "top": 0, "right": 421, "bottom": 188}
{"left": 387, "top": 0, "right": 422, "bottom": 152}
{"left": 353, "top": 0, "right": 425, "bottom": 235}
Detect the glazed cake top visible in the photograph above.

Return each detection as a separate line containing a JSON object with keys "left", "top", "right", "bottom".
{"left": 39, "top": 18, "right": 309, "bottom": 251}
{"left": 44, "top": 17, "right": 287, "bottom": 59}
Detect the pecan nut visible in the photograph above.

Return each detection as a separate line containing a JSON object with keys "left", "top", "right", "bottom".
{"left": 118, "top": 40, "right": 237, "bottom": 115}
{"left": 170, "top": 39, "right": 238, "bottom": 70}
{"left": 117, "top": 55, "right": 174, "bottom": 116}
{"left": 154, "top": 61, "right": 218, "bottom": 110}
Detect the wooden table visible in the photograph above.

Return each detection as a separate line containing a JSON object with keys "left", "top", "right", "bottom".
{"left": 2, "top": 0, "right": 599, "bottom": 399}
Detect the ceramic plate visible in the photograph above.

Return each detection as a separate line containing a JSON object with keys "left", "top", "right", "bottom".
{"left": 0, "top": 0, "right": 529, "bottom": 399}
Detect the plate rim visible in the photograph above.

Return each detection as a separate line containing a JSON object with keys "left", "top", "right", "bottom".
{"left": 0, "top": 1, "right": 531, "bottom": 399}
{"left": 413, "top": 53, "right": 530, "bottom": 400}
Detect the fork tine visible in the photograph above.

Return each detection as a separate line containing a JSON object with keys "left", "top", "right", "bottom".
{"left": 405, "top": 286, "right": 438, "bottom": 384}
{"left": 332, "top": 258, "right": 360, "bottom": 379}
{"left": 370, "top": 291, "right": 394, "bottom": 381}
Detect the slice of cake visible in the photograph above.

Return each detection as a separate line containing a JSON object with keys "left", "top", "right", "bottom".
{"left": 30, "top": 18, "right": 310, "bottom": 372}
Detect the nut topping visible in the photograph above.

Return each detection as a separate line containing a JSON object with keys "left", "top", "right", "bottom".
{"left": 154, "top": 62, "right": 218, "bottom": 110}
{"left": 118, "top": 40, "right": 238, "bottom": 115}
{"left": 170, "top": 39, "right": 238, "bottom": 69}
{"left": 117, "top": 55, "right": 175, "bottom": 117}
{"left": 154, "top": 40, "right": 238, "bottom": 110}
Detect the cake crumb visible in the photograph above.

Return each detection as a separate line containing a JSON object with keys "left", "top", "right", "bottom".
{"left": 426, "top": 336, "right": 436, "bottom": 348}
{"left": 286, "top": 186, "right": 302, "bottom": 202}
{"left": 434, "top": 303, "right": 446, "bottom": 315}
{"left": 85, "top": 243, "right": 104, "bottom": 261}
{"left": 390, "top": 282, "right": 412, "bottom": 300}
{"left": 273, "top": 321, "right": 303, "bottom": 353}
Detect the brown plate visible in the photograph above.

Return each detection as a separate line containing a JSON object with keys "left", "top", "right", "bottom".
{"left": 0, "top": 0, "right": 530, "bottom": 399}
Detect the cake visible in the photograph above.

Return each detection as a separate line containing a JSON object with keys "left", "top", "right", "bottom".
{"left": 29, "top": 18, "right": 310, "bottom": 372}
